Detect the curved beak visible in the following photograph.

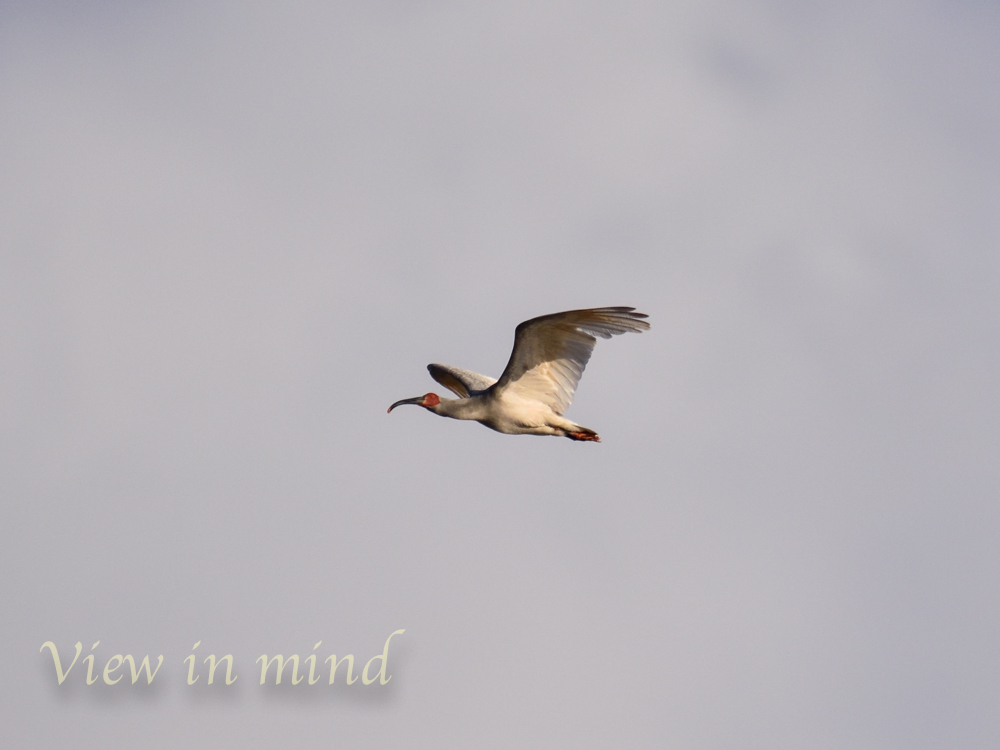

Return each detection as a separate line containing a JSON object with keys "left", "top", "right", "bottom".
{"left": 387, "top": 396, "right": 425, "bottom": 414}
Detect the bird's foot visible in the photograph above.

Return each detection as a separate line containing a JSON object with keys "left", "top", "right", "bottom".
{"left": 567, "top": 431, "right": 600, "bottom": 442}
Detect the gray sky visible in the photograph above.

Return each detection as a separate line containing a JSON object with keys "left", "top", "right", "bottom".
{"left": 2, "top": 1, "right": 999, "bottom": 746}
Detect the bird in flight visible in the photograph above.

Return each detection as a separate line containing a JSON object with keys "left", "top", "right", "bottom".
{"left": 388, "top": 307, "right": 649, "bottom": 441}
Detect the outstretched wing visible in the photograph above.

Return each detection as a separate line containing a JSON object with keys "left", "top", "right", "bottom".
{"left": 427, "top": 363, "right": 498, "bottom": 398}
{"left": 493, "top": 307, "right": 649, "bottom": 415}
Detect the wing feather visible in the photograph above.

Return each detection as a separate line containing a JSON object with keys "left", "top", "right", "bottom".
{"left": 493, "top": 307, "right": 649, "bottom": 414}
{"left": 427, "top": 363, "right": 497, "bottom": 398}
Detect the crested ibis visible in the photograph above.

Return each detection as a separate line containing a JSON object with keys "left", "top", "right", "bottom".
{"left": 388, "top": 307, "right": 649, "bottom": 441}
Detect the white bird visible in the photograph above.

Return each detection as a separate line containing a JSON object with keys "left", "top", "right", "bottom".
{"left": 388, "top": 307, "right": 650, "bottom": 441}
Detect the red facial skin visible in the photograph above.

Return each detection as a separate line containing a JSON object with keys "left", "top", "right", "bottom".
{"left": 422, "top": 393, "right": 440, "bottom": 407}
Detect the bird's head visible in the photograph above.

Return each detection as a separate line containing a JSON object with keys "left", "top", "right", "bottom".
{"left": 387, "top": 392, "right": 440, "bottom": 414}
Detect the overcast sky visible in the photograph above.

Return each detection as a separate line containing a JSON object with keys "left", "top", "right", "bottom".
{"left": 2, "top": 1, "right": 999, "bottom": 747}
